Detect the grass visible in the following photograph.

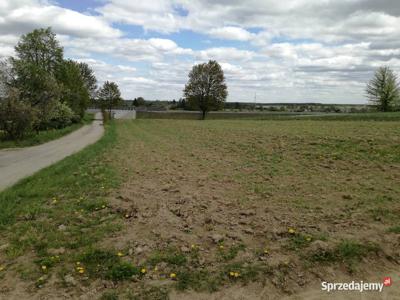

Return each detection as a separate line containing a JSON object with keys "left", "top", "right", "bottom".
{"left": 286, "top": 233, "right": 314, "bottom": 250}
{"left": 147, "top": 250, "right": 188, "bottom": 266}
{"left": 309, "top": 240, "right": 379, "bottom": 264}
{"left": 100, "top": 291, "right": 119, "bottom": 300}
{"left": 0, "top": 121, "right": 122, "bottom": 288}
{"left": 0, "top": 121, "right": 119, "bottom": 228}
{"left": 218, "top": 244, "right": 246, "bottom": 261}
{"left": 387, "top": 226, "right": 400, "bottom": 233}
{"left": 77, "top": 248, "right": 127, "bottom": 279}
{"left": 0, "top": 113, "right": 94, "bottom": 149}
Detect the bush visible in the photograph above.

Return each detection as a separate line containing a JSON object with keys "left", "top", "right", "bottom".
{"left": 0, "top": 95, "right": 37, "bottom": 139}
{"left": 46, "top": 101, "right": 76, "bottom": 129}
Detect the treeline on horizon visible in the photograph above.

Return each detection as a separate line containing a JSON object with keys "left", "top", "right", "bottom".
{"left": 109, "top": 98, "right": 373, "bottom": 113}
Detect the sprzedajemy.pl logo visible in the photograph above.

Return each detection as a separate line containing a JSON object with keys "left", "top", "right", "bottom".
{"left": 321, "top": 277, "right": 392, "bottom": 293}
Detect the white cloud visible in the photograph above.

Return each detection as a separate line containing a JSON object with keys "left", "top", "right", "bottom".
{"left": 2, "top": 0, "right": 400, "bottom": 103}
{"left": 63, "top": 37, "right": 192, "bottom": 62}
{"left": 197, "top": 47, "right": 255, "bottom": 62}
{"left": 97, "top": 0, "right": 183, "bottom": 33}
{"left": 208, "top": 26, "right": 254, "bottom": 41}
{"left": 0, "top": 0, "right": 121, "bottom": 38}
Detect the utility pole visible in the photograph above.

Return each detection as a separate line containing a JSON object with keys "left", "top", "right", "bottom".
{"left": 254, "top": 92, "right": 257, "bottom": 110}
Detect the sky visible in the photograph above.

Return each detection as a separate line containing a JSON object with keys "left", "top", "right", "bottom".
{"left": 1, "top": 1, "right": 400, "bottom": 103}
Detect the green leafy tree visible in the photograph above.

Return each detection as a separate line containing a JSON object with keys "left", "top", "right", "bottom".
{"left": 10, "top": 27, "right": 64, "bottom": 128}
{"left": 57, "top": 60, "right": 90, "bottom": 118}
{"left": 133, "top": 97, "right": 146, "bottom": 107}
{"left": 366, "top": 66, "right": 400, "bottom": 112}
{"left": 98, "top": 81, "right": 122, "bottom": 115}
{"left": 0, "top": 89, "right": 38, "bottom": 139}
{"left": 78, "top": 62, "right": 97, "bottom": 98}
{"left": 184, "top": 60, "right": 228, "bottom": 119}
{"left": 11, "top": 27, "right": 63, "bottom": 105}
{"left": 0, "top": 59, "right": 14, "bottom": 98}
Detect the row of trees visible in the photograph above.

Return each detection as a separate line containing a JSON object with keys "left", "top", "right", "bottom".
{"left": 0, "top": 28, "right": 123, "bottom": 139}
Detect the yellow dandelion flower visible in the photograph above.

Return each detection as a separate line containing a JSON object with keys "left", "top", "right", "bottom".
{"left": 101, "top": 205, "right": 106, "bottom": 209}
{"left": 141, "top": 268, "right": 146, "bottom": 274}
{"left": 219, "top": 245, "right": 224, "bottom": 249}
{"left": 234, "top": 272, "right": 240, "bottom": 278}
{"left": 0, "top": 266, "right": 4, "bottom": 271}
{"left": 117, "top": 252, "right": 123, "bottom": 257}
{"left": 78, "top": 269, "right": 85, "bottom": 274}
{"left": 191, "top": 244, "right": 196, "bottom": 249}
{"left": 306, "top": 236, "right": 312, "bottom": 242}
{"left": 288, "top": 228, "right": 295, "bottom": 234}
{"left": 125, "top": 214, "right": 130, "bottom": 218}
{"left": 154, "top": 266, "right": 158, "bottom": 271}
{"left": 170, "top": 273, "right": 177, "bottom": 279}
{"left": 229, "top": 271, "right": 235, "bottom": 277}
{"left": 41, "top": 265, "right": 47, "bottom": 270}
{"left": 76, "top": 262, "right": 81, "bottom": 265}
{"left": 264, "top": 249, "right": 269, "bottom": 254}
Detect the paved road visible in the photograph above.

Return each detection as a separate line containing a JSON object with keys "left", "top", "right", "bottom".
{"left": 86, "top": 109, "right": 136, "bottom": 119}
{"left": 0, "top": 115, "right": 104, "bottom": 191}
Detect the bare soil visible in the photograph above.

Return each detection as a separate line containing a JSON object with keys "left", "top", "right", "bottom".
{"left": 0, "top": 119, "right": 399, "bottom": 299}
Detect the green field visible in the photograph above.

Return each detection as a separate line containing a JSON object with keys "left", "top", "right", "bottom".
{"left": 0, "top": 114, "right": 399, "bottom": 299}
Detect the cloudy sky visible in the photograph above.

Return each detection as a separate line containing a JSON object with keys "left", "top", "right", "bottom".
{"left": 1, "top": 0, "right": 400, "bottom": 103}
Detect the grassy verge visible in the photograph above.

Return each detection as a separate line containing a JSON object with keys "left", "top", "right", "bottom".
{"left": 0, "top": 113, "right": 94, "bottom": 149}
{"left": 0, "top": 121, "right": 121, "bottom": 287}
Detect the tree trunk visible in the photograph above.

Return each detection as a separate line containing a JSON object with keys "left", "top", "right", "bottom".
{"left": 202, "top": 110, "right": 206, "bottom": 120}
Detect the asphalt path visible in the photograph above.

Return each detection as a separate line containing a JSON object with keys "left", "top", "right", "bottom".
{"left": 0, "top": 114, "right": 104, "bottom": 191}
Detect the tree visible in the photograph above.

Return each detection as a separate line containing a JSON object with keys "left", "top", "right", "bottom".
{"left": 0, "top": 59, "right": 14, "bottom": 98}
{"left": 177, "top": 98, "right": 187, "bottom": 110}
{"left": 184, "top": 60, "right": 228, "bottom": 119}
{"left": 78, "top": 62, "right": 97, "bottom": 98}
{"left": 133, "top": 96, "right": 146, "bottom": 107}
{"left": 57, "top": 60, "right": 90, "bottom": 118}
{"left": 98, "top": 81, "right": 122, "bottom": 115}
{"left": 9, "top": 27, "right": 64, "bottom": 127}
{"left": 1, "top": 28, "right": 99, "bottom": 137}
{"left": 11, "top": 27, "right": 63, "bottom": 105}
{"left": 0, "top": 89, "right": 38, "bottom": 139}
{"left": 366, "top": 66, "right": 400, "bottom": 112}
